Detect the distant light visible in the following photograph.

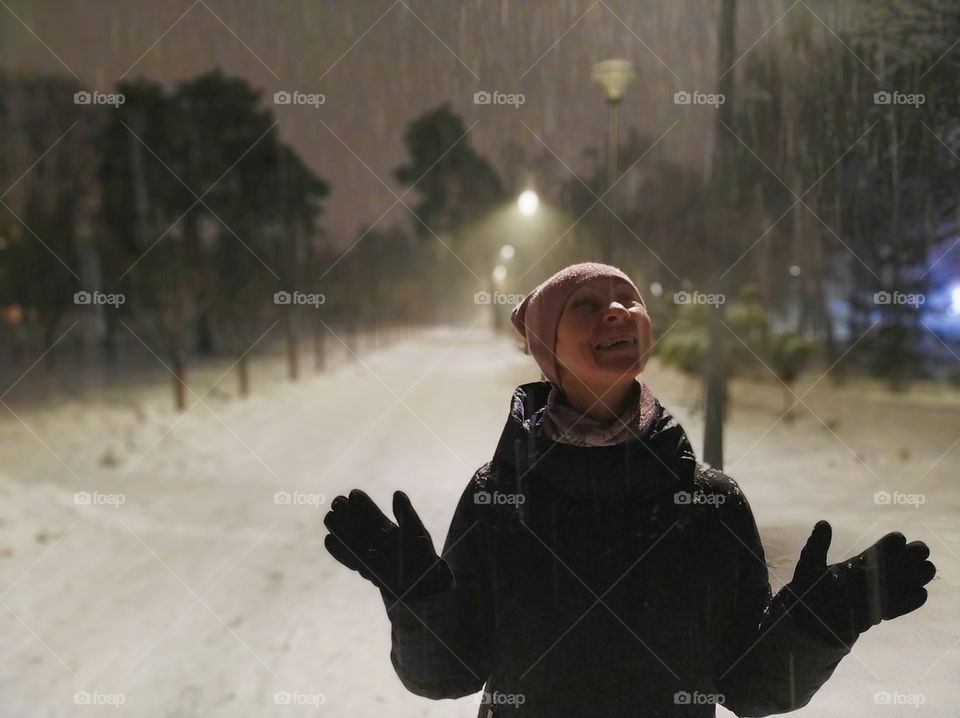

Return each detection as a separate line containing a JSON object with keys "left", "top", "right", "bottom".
{"left": 650, "top": 282, "right": 663, "bottom": 298}
{"left": 492, "top": 265, "right": 508, "bottom": 283}
{"left": 3, "top": 304, "right": 22, "bottom": 323}
{"left": 789, "top": 265, "right": 801, "bottom": 277}
{"left": 499, "top": 244, "right": 515, "bottom": 260}
{"left": 518, "top": 190, "right": 539, "bottom": 216}
{"left": 951, "top": 285, "right": 960, "bottom": 315}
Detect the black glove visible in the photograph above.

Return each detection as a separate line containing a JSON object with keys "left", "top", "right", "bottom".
{"left": 782, "top": 521, "right": 936, "bottom": 646}
{"left": 323, "top": 489, "right": 454, "bottom": 602}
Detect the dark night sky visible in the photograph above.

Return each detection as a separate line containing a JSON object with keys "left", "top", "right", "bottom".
{"left": 2, "top": 0, "right": 859, "bottom": 245}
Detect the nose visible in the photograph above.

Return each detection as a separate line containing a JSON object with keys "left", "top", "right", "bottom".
{"left": 603, "top": 302, "right": 631, "bottom": 321}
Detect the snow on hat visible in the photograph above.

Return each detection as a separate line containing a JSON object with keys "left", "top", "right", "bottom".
{"left": 510, "top": 262, "right": 646, "bottom": 387}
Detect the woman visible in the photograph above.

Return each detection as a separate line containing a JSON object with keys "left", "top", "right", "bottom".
{"left": 324, "top": 262, "right": 936, "bottom": 717}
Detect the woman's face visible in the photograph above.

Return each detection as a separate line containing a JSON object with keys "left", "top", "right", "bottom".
{"left": 554, "top": 277, "right": 653, "bottom": 390}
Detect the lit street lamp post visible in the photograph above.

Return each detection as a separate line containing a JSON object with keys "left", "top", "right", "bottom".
{"left": 592, "top": 59, "right": 635, "bottom": 265}
{"left": 488, "top": 194, "right": 536, "bottom": 332}
{"left": 491, "top": 263, "right": 508, "bottom": 331}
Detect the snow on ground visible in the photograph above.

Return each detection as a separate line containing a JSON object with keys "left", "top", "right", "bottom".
{"left": 0, "top": 324, "right": 956, "bottom": 717}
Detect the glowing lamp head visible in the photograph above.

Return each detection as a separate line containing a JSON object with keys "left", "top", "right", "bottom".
{"left": 518, "top": 190, "right": 539, "bottom": 216}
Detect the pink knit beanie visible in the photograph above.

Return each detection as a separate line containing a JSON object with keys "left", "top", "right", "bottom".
{"left": 510, "top": 262, "right": 646, "bottom": 386}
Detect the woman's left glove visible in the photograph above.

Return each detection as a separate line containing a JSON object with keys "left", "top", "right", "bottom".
{"left": 324, "top": 489, "right": 454, "bottom": 602}
{"left": 782, "top": 520, "right": 936, "bottom": 645}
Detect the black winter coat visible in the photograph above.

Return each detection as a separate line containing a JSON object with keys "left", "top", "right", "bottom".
{"left": 382, "top": 382, "right": 855, "bottom": 717}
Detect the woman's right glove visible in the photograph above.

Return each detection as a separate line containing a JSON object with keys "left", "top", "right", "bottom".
{"left": 323, "top": 489, "right": 454, "bottom": 603}
{"left": 782, "top": 520, "right": 936, "bottom": 646}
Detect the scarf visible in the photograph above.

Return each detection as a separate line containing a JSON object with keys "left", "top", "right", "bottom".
{"left": 540, "top": 378, "right": 660, "bottom": 447}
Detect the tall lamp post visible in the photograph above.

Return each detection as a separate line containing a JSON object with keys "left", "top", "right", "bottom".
{"left": 703, "top": 0, "right": 737, "bottom": 470}
{"left": 489, "top": 193, "right": 538, "bottom": 331}
{"left": 592, "top": 59, "right": 635, "bottom": 265}
{"left": 491, "top": 263, "right": 508, "bottom": 331}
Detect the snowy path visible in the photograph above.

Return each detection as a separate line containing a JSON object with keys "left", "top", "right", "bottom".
{"left": 0, "top": 325, "right": 956, "bottom": 716}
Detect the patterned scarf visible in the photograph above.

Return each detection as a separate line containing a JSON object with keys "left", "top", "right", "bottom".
{"left": 540, "top": 378, "right": 660, "bottom": 447}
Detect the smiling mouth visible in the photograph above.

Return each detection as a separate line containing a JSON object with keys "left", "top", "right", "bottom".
{"left": 596, "top": 336, "right": 637, "bottom": 350}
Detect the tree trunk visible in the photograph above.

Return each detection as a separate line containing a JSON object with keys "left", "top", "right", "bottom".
{"left": 195, "top": 311, "right": 215, "bottom": 355}
{"left": 41, "top": 314, "right": 60, "bottom": 373}
{"left": 237, "top": 352, "right": 250, "bottom": 398}
{"left": 314, "top": 326, "right": 326, "bottom": 372}
{"left": 346, "top": 321, "right": 358, "bottom": 361}
{"left": 285, "top": 310, "right": 299, "bottom": 381}
{"left": 103, "top": 311, "right": 119, "bottom": 368}
{"left": 782, "top": 382, "right": 794, "bottom": 423}
{"left": 172, "top": 350, "right": 187, "bottom": 412}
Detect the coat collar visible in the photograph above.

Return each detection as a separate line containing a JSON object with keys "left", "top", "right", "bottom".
{"left": 492, "top": 382, "right": 698, "bottom": 502}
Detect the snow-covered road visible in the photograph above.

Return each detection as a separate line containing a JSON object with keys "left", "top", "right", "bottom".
{"left": 1, "top": 325, "right": 956, "bottom": 716}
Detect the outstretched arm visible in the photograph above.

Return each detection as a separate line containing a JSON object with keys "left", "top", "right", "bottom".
{"left": 716, "top": 489, "right": 935, "bottom": 717}
{"left": 381, "top": 477, "right": 497, "bottom": 698}
{"left": 324, "top": 469, "right": 497, "bottom": 699}
{"left": 715, "top": 492, "right": 854, "bottom": 717}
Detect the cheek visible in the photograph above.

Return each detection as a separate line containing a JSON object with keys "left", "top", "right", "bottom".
{"left": 641, "top": 317, "right": 653, "bottom": 346}
{"left": 638, "top": 317, "right": 654, "bottom": 367}
{"left": 633, "top": 311, "right": 653, "bottom": 348}
{"left": 556, "top": 319, "right": 593, "bottom": 360}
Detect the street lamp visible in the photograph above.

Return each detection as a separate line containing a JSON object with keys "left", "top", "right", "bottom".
{"left": 518, "top": 189, "right": 539, "bottom": 216}
{"left": 492, "top": 247, "right": 515, "bottom": 329}
{"left": 592, "top": 59, "right": 635, "bottom": 264}
{"left": 789, "top": 264, "right": 802, "bottom": 331}
{"left": 490, "top": 264, "right": 509, "bottom": 331}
